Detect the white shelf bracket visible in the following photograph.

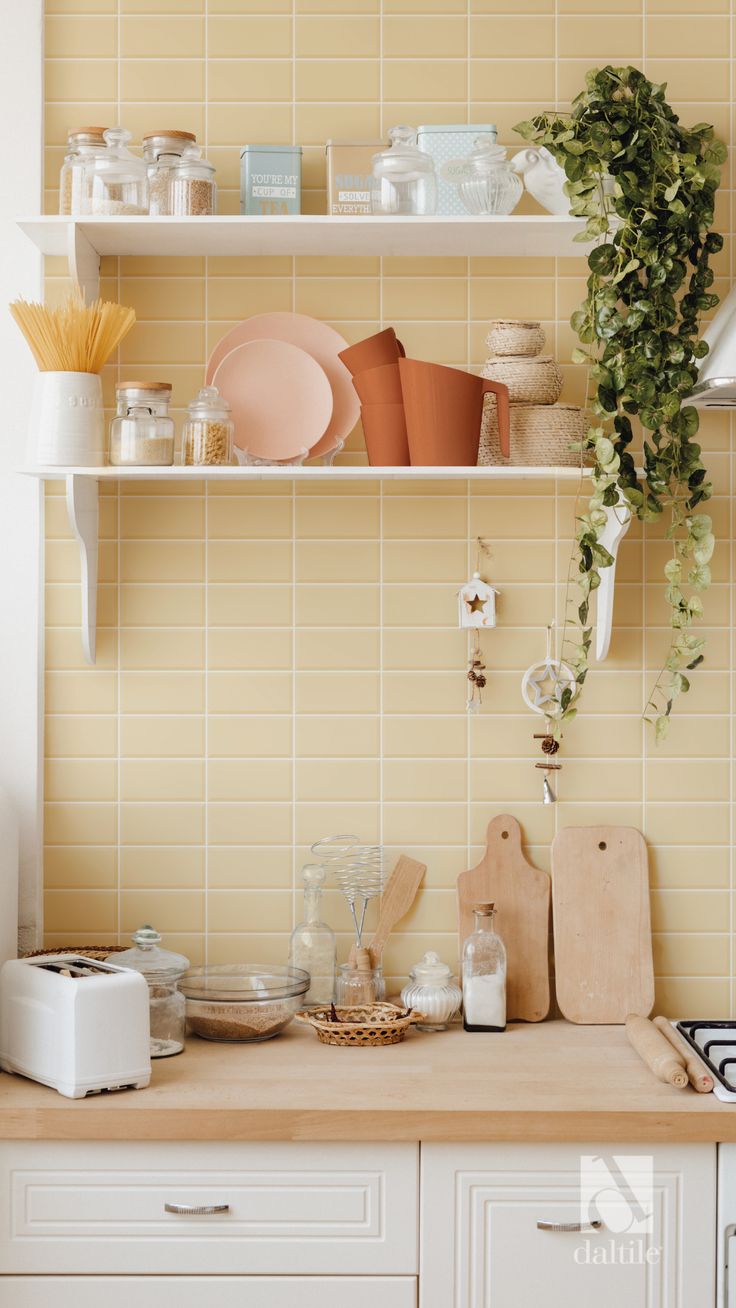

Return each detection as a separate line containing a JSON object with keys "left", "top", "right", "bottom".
{"left": 595, "top": 495, "right": 632, "bottom": 662}
{"left": 67, "top": 222, "right": 100, "bottom": 301}
{"left": 65, "top": 474, "right": 99, "bottom": 665}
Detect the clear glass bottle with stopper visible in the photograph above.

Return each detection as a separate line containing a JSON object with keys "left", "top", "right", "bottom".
{"left": 462, "top": 902, "right": 506, "bottom": 1032}
{"left": 111, "top": 925, "right": 189, "bottom": 1057}
{"left": 288, "top": 864, "right": 336, "bottom": 1007}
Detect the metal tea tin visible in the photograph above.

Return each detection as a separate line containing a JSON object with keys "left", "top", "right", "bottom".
{"left": 240, "top": 144, "right": 302, "bottom": 215}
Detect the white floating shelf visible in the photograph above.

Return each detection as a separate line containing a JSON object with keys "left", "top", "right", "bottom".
{"left": 27, "top": 464, "right": 632, "bottom": 671}
{"left": 19, "top": 214, "right": 589, "bottom": 262}
{"left": 26, "top": 464, "right": 593, "bottom": 483}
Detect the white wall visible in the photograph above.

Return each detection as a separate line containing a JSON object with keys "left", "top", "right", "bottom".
{"left": 0, "top": 0, "right": 44, "bottom": 953}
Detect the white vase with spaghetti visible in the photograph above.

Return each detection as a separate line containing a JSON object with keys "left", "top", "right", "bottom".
{"left": 10, "top": 292, "right": 136, "bottom": 468}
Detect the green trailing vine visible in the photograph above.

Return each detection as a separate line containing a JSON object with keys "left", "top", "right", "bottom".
{"left": 515, "top": 65, "right": 725, "bottom": 740}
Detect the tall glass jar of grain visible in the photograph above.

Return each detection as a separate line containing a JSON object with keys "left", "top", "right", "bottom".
{"left": 59, "top": 127, "right": 108, "bottom": 215}
{"left": 182, "top": 386, "right": 234, "bottom": 465}
{"left": 169, "top": 148, "right": 217, "bottom": 216}
{"left": 143, "top": 130, "right": 197, "bottom": 216}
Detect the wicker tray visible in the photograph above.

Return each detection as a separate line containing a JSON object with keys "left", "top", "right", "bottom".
{"left": 480, "top": 400, "right": 589, "bottom": 467}
{"left": 485, "top": 319, "right": 546, "bottom": 357}
{"left": 297, "top": 1002, "right": 421, "bottom": 1047}
{"left": 482, "top": 355, "right": 563, "bottom": 405}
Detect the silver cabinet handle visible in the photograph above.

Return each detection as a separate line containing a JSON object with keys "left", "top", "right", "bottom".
{"left": 537, "top": 1219, "right": 603, "bottom": 1233}
{"left": 165, "top": 1202, "right": 230, "bottom": 1216}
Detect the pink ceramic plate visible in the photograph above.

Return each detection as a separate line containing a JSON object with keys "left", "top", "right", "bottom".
{"left": 206, "top": 312, "right": 360, "bottom": 459}
{"left": 212, "top": 339, "right": 334, "bottom": 462}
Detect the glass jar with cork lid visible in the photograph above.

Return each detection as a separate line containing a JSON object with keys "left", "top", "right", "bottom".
{"left": 182, "top": 386, "right": 234, "bottom": 466}
{"left": 143, "top": 129, "right": 197, "bottom": 216}
{"left": 109, "top": 381, "right": 175, "bottom": 466}
{"left": 59, "top": 127, "right": 109, "bottom": 216}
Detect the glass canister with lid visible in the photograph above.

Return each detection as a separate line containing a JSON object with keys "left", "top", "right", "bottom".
{"left": 370, "top": 126, "right": 437, "bottom": 216}
{"left": 457, "top": 136, "right": 523, "bottom": 216}
{"left": 182, "top": 386, "right": 234, "bottom": 465}
{"left": 401, "top": 951, "right": 462, "bottom": 1032}
{"left": 111, "top": 925, "right": 190, "bottom": 1058}
{"left": 143, "top": 129, "right": 197, "bottom": 216}
{"left": 109, "top": 381, "right": 175, "bottom": 466}
{"left": 88, "top": 127, "right": 149, "bottom": 215}
{"left": 59, "top": 126, "right": 109, "bottom": 216}
{"left": 169, "top": 146, "right": 217, "bottom": 216}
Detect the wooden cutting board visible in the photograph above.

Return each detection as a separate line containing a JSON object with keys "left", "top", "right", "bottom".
{"left": 552, "top": 825, "right": 654, "bottom": 1024}
{"left": 457, "top": 814, "right": 550, "bottom": 1022}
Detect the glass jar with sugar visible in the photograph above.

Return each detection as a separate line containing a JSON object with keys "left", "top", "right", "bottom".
{"left": 462, "top": 903, "right": 506, "bottom": 1032}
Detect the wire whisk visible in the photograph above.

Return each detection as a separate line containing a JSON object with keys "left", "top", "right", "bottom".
{"left": 311, "top": 836, "right": 385, "bottom": 948}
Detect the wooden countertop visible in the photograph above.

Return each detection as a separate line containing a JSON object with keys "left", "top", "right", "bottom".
{"left": 1, "top": 1020, "right": 735, "bottom": 1143}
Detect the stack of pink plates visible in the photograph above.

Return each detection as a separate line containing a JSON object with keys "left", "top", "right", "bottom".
{"left": 206, "top": 312, "right": 361, "bottom": 463}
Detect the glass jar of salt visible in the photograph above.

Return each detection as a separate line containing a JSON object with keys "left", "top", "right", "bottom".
{"left": 288, "top": 864, "right": 336, "bottom": 1007}
{"left": 462, "top": 902, "right": 506, "bottom": 1032}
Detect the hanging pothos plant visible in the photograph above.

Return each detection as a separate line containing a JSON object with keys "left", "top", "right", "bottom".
{"left": 515, "top": 66, "right": 725, "bottom": 740}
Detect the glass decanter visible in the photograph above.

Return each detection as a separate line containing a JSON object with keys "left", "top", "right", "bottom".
{"left": 457, "top": 136, "right": 523, "bottom": 216}
{"left": 462, "top": 903, "right": 506, "bottom": 1032}
{"left": 371, "top": 126, "right": 437, "bottom": 216}
{"left": 288, "top": 864, "right": 336, "bottom": 1007}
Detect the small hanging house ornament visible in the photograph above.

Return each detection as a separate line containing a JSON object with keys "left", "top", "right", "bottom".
{"left": 458, "top": 571, "right": 499, "bottom": 629}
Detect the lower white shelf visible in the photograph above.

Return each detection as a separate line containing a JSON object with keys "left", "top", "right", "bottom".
{"left": 27, "top": 465, "right": 629, "bottom": 667}
{"left": 27, "top": 463, "right": 592, "bottom": 482}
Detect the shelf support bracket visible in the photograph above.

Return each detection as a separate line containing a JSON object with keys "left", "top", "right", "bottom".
{"left": 67, "top": 223, "right": 100, "bottom": 301}
{"left": 65, "top": 474, "right": 99, "bottom": 665}
{"left": 595, "top": 495, "right": 632, "bottom": 662}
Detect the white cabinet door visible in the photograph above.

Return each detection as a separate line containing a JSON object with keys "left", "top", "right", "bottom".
{"left": 0, "top": 1141, "right": 418, "bottom": 1276}
{"left": 1, "top": 1279, "right": 417, "bottom": 1308}
{"left": 421, "top": 1142, "right": 716, "bottom": 1308}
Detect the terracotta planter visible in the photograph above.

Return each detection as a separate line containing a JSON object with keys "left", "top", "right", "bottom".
{"left": 361, "top": 403, "right": 410, "bottom": 466}
{"left": 398, "top": 358, "right": 511, "bottom": 465}
{"left": 338, "top": 327, "right": 405, "bottom": 378}
{"left": 352, "top": 362, "right": 403, "bottom": 406}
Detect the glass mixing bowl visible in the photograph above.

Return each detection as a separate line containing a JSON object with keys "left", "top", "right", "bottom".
{"left": 179, "top": 964, "right": 309, "bottom": 1042}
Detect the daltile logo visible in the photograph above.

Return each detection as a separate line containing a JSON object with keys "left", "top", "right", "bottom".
{"left": 574, "top": 1154, "right": 660, "bottom": 1267}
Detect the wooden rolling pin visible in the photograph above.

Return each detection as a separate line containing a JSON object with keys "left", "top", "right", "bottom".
{"left": 653, "top": 1016, "right": 714, "bottom": 1094}
{"left": 625, "top": 1014, "right": 689, "bottom": 1089}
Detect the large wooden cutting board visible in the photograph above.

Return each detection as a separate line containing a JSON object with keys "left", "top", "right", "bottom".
{"left": 552, "top": 825, "right": 654, "bottom": 1024}
{"left": 457, "top": 814, "right": 550, "bottom": 1022}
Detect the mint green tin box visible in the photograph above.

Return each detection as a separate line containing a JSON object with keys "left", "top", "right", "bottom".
{"left": 240, "top": 145, "right": 302, "bottom": 215}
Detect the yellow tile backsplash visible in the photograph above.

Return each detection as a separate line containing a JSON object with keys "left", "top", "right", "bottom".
{"left": 41, "top": 0, "right": 734, "bottom": 1011}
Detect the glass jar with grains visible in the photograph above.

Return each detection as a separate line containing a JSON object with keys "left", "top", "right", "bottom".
{"left": 143, "top": 129, "right": 197, "bottom": 216}
{"left": 88, "top": 128, "right": 149, "bottom": 215}
{"left": 169, "top": 147, "right": 217, "bottom": 216}
{"left": 109, "top": 381, "right": 175, "bottom": 466}
{"left": 182, "top": 386, "right": 234, "bottom": 465}
{"left": 59, "top": 126, "right": 108, "bottom": 215}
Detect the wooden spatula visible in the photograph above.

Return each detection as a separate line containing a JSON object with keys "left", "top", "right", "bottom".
{"left": 349, "top": 854, "right": 426, "bottom": 968}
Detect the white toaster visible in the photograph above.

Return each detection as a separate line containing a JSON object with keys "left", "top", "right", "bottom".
{"left": 0, "top": 955, "right": 151, "bottom": 1099}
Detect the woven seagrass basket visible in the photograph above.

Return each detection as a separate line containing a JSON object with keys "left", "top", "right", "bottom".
{"left": 480, "top": 401, "right": 588, "bottom": 468}
{"left": 298, "top": 1002, "right": 421, "bottom": 1047}
{"left": 485, "top": 319, "right": 546, "bottom": 357}
{"left": 482, "top": 355, "right": 563, "bottom": 405}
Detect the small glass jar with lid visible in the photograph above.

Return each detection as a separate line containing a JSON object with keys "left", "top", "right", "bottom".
{"left": 170, "top": 147, "right": 217, "bottom": 216}
{"left": 59, "top": 127, "right": 108, "bottom": 216}
{"left": 182, "top": 386, "right": 234, "bottom": 466}
{"left": 143, "top": 129, "right": 197, "bottom": 216}
{"left": 401, "top": 951, "right": 462, "bottom": 1032}
{"left": 335, "top": 962, "right": 386, "bottom": 1007}
{"left": 288, "top": 864, "right": 337, "bottom": 1007}
{"left": 109, "top": 381, "right": 175, "bottom": 466}
{"left": 88, "top": 127, "right": 149, "bottom": 215}
{"left": 462, "top": 902, "right": 507, "bottom": 1032}
{"left": 371, "top": 126, "right": 437, "bottom": 216}
{"left": 111, "top": 925, "right": 189, "bottom": 1058}
{"left": 457, "top": 136, "right": 523, "bottom": 216}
